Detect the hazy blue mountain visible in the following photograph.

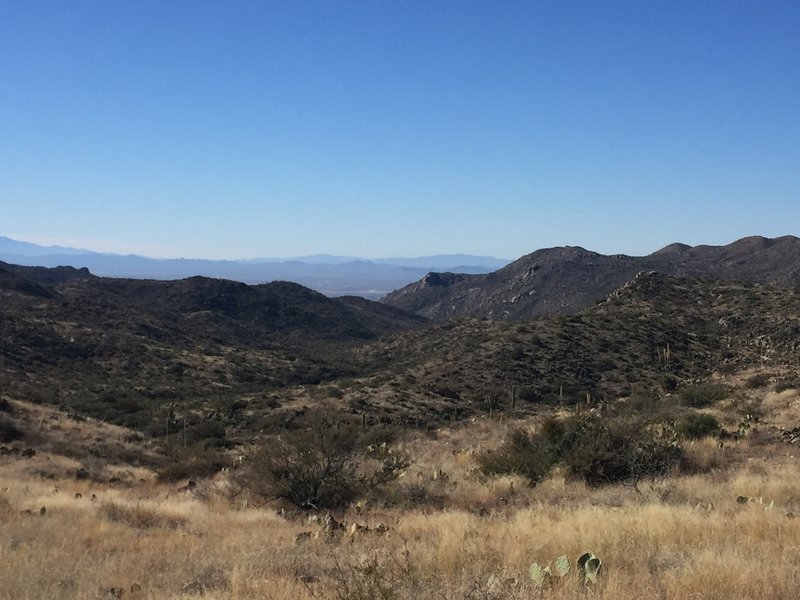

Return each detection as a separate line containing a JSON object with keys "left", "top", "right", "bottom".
{"left": 244, "top": 253, "right": 509, "bottom": 270}
{"left": 0, "top": 235, "right": 507, "bottom": 299}
{"left": 0, "top": 235, "right": 92, "bottom": 257}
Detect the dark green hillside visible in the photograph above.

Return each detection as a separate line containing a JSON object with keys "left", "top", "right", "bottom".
{"left": 346, "top": 273, "right": 800, "bottom": 422}
{"left": 2, "top": 261, "right": 799, "bottom": 443}
{"left": 0, "top": 265, "right": 425, "bottom": 434}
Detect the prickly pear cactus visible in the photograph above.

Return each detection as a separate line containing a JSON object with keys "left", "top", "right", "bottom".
{"left": 555, "top": 555, "right": 571, "bottom": 577}
{"left": 529, "top": 563, "right": 552, "bottom": 588}
{"left": 577, "top": 552, "right": 602, "bottom": 584}
{"left": 585, "top": 556, "right": 602, "bottom": 583}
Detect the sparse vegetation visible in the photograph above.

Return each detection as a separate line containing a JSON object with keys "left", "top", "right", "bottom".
{"left": 1, "top": 379, "right": 800, "bottom": 599}
{"left": 101, "top": 501, "right": 188, "bottom": 529}
{"left": 3, "top": 259, "right": 800, "bottom": 598}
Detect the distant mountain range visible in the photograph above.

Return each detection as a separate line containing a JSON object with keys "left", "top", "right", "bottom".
{"left": 383, "top": 235, "right": 800, "bottom": 320}
{"left": 0, "top": 236, "right": 508, "bottom": 299}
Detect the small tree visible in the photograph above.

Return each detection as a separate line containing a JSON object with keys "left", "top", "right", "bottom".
{"left": 241, "top": 416, "right": 409, "bottom": 510}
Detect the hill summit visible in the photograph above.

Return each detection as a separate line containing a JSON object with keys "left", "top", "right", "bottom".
{"left": 383, "top": 235, "right": 800, "bottom": 320}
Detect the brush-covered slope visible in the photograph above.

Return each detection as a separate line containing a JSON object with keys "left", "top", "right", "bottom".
{"left": 383, "top": 235, "right": 800, "bottom": 320}
{"left": 350, "top": 272, "right": 800, "bottom": 422}
{"left": 0, "top": 264, "right": 426, "bottom": 430}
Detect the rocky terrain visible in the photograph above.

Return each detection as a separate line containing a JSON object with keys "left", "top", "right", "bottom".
{"left": 383, "top": 235, "right": 800, "bottom": 320}
{"left": 2, "top": 252, "right": 799, "bottom": 439}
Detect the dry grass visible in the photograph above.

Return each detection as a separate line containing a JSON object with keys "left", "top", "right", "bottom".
{"left": 2, "top": 380, "right": 800, "bottom": 599}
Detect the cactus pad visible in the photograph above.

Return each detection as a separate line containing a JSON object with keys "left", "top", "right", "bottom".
{"left": 555, "top": 555, "right": 571, "bottom": 577}
{"left": 577, "top": 552, "right": 602, "bottom": 584}
{"left": 529, "top": 563, "right": 552, "bottom": 587}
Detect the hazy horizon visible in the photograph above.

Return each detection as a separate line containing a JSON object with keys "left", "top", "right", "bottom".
{"left": 1, "top": 233, "right": 511, "bottom": 263}
{"left": 2, "top": 3, "right": 798, "bottom": 259}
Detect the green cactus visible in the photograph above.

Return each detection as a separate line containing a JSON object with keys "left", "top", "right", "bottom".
{"left": 555, "top": 555, "right": 571, "bottom": 578}
{"left": 529, "top": 563, "right": 552, "bottom": 588}
{"left": 577, "top": 552, "right": 602, "bottom": 584}
{"left": 585, "top": 557, "right": 602, "bottom": 583}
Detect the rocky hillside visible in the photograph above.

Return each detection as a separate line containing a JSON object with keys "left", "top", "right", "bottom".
{"left": 349, "top": 272, "right": 800, "bottom": 423}
{"left": 383, "top": 235, "right": 800, "bottom": 320}
{"left": 0, "top": 262, "right": 426, "bottom": 432}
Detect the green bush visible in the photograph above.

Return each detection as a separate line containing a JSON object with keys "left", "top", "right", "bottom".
{"left": 679, "top": 383, "right": 730, "bottom": 408}
{"left": 478, "top": 414, "right": 683, "bottom": 488}
{"left": 677, "top": 413, "right": 720, "bottom": 439}
{"left": 477, "top": 425, "right": 558, "bottom": 484}
{"left": 558, "top": 416, "right": 682, "bottom": 487}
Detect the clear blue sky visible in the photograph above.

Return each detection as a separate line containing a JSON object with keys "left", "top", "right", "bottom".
{"left": 1, "top": 1, "right": 798, "bottom": 259}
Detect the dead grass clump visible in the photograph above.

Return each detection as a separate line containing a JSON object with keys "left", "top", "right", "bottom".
{"left": 681, "top": 438, "right": 730, "bottom": 474}
{"left": 100, "top": 501, "right": 187, "bottom": 529}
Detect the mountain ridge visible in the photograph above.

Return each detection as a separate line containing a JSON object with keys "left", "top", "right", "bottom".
{"left": 383, "top": 235, "right": 800, "bottom": 320}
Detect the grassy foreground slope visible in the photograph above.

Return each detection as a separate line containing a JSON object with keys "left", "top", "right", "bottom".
{"left": 2, "top": 370, "right": 800, "bottom": 599}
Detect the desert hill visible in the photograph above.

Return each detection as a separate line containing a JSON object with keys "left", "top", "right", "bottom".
{"left": 383, "top": 235, "right": 800, "bottom": 320}
{"left": 3, "top": 258, "right": 799, "bottom": 437}
{"left": 346, "top": 272, "right": 800, "bottom": 422}
{"left": 0, "top": 263, "right": 426, "bottom": 434}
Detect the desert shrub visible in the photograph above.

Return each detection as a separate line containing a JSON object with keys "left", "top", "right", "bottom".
{"left": 677, "top": 413, "right": 720, "bottom": 440}
{"left": 157, "top": 446, "right": 228, "bottom": 482}
{"left": 775, "top": 378, "right": 800, "bottom": 393}
{"left": 0, "top": 416, "right": 23, "bottom": 443}
{"left": 660, "top": 374, "right": 679, "bottom": 392}
{"left": 0, "top": 397, "right": 12, "bottom": 413}
{"left": 243, "top": 429, "right": 358, "bottom": 509}
{"left": 677, "top": 413, "right": 720, "bottom": 439}
{"left": 559, "top": 417, "right": 683, "bottom": 487}
{"left": 509, "top": 346, "right": 526, "bottom": 361}
{"left": 239, "top": 418, "right": 410, "bottom": 510}
{"left": 186, "top": 420, "right": 229, "bottom": 448}
{"left": 516, "top": 385, "right": 543, "bottom": 403}
{"left": 330, "top": 549, "right": 417, "bottom": 600}
{"left": 679, "top": 383, "right": 730, "bottom": 408}
{"left": 478, "top": 414, "right": 683, "bottom": 488}
{"left": 745, "top": 373, "right": 772, "bottom": 389}
{"left": 612, "top": 388, "right": 678, "bottom": 421}
{"left": 477, "top": 425, "right": 558, "bottom": 484}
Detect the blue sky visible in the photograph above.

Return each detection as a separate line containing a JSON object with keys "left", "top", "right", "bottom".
{"left": 1, "top": 1, "right": 798, "bottom": 259}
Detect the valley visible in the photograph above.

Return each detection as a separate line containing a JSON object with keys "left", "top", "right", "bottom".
{"left": 1, "top": 235, "right": 799, "bottom": 599}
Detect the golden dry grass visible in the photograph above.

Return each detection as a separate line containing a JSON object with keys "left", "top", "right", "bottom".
{"left": 2, "top": 384, "right": 800, "bottom": 599}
